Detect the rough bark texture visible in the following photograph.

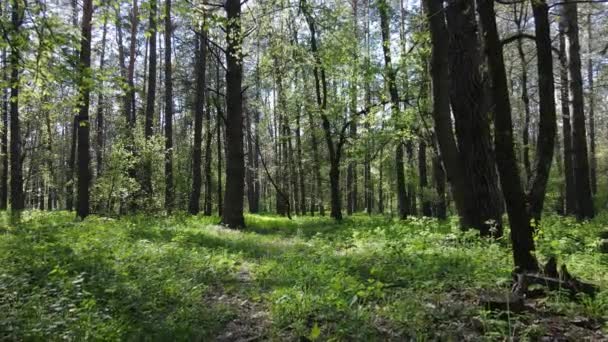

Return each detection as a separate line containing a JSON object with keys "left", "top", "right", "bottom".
{"left": 9, "top": 0, "right": 24, "bottom": 213}
{"left": 189, "top": 29, "right": 207, "bottom": 215}
{"left": 558, "top": 17, "right": 577, "bottom": 216}
{"left": 477, "top": 0, "right": 538, "bottom": 271}
{"left": 563, "top": 0, "right": 594, "bottom": 220}
{"left": 423, "top": 0, "right": 471, "bottom": 229}
{"left": 76, "top": 0, "right": 93, "bottom": 219}
{"left": 222, "top": 0, "right": 246, "bottom": 228}
{"left": 586, "top": 13, "right": 596, "bottom": 195}
{"left": 0, "top": 38, "right": 8, "bottom": 210}
{"left": 526, "top": 0, "right": 557, "bottom": 222}
{"left": 445, "top": 0, "right": 503, "bottom": 236}
{"left": 418, "top": 141, "right": 432, "bottom": 216}
{"left": 164, "top": 0, "right": 174, "bottom": 212}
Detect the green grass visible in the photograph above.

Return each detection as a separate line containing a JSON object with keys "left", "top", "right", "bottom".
{"left": 0, "top": 211, "right": 606, "bottom": 340}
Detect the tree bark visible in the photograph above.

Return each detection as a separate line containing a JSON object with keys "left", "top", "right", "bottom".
{"left": 526, "top": 0, "right": 557, "bottom": 222}
{"left": 445, "top": 0, "right": 503, "bottom": 236}
{"left": 423, "top": 0, "right": 472, "bottom": 229}
{"left": 0, "top": 34, "right": 8, "bottom": 210}
{"left": 76, "top": 0, "right": 93, "bottom": 219}
{"left": 563, "top": 0, "right": 594, "bottom": 220}
{"left": 164, "top": 0, "right": 174, "bottom": 212}
{"left": 378, "top": 0, "right": 408, "bottom": 220}
{"left": 477, "top": 0, "right": 538, "bottom": 271}
{"left": 9, "top": 0, "right": 24, "bottom": 214}
{"left": 142, "top": 0, "right": 157, "bottom": 197}
{"left": 418, "top": 141, "right": 432, "bottom": 216}
{"left": 189, "top": 28, "right": 207, "bottom": 215}
{"left": 222, "top": 0, "right": 245, "bottom": 228}
{"left": 586, "top": 13, "right": 596, "bottom": 195}
{"left": 558, "top": 17, "right": 577, "bottom": 216}
{"left": 96, "top": 15, "right": 108, "bottom": 178}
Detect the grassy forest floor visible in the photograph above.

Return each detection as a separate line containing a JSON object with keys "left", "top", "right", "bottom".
{"left": 0, "top": 212, "right": 607, "bottom": 340}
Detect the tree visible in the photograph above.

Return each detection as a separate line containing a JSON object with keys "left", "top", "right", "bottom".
{"left": 76, "top": 0, "right": 93, "bottom": 219}
{"left": 477, "top": 0, "right": 537, "bottom": 271}
{"left": 142, "top": 0, "right": 157, "bottom": 197}
{"left": 222, "top": 0, "right": 245, "bottom": 228}
{"left": 9, "top": 0, "right": 25, "bottom": 214}
{"left": 164, "top": 0, "right": 174, "bottom": 212}
{"left": 563, "top": 0, "right": 594, "bottom": 220}
{"left": 189, "top": 27, "right": 207, "bottom": 215}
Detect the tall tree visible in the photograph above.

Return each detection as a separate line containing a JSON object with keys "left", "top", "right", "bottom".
{"left": 377, "top": 0, "right": 408, "bottom": 220}
{"left": 526, "top": 0, "right": 557, "bottom": 221}
{"left": 586, "top": 13, "right": 596, "bottom": 195}
{"left": 445, "top": 0, "right": 503, "bottom": 236}
{"left": 76, "top": 0, "right": 94, "bottom": 219}
{"left": 164, "top": 0, "right": 174, "bottom": 211}
{"left": 222, "top": 0, "right": 246, "bottom": 228}
{"left": 142, "top": 0, "right": 157, "bottom": 197}
{"left": 0, "top": 20, "right": 8, "bottom": 210}
{"left": 96, "top": 14, "right": 108, "bottom": 177}
{"left": 9, "top": 0, "right": 25, "bottom": 214}
{"left": 563, "top": 0, "right": 594, "bottom": 220}
{"left": 477, "top": 0, "right": 537, "bottom": 271}
{"left": 558, "top": 15, "right": 577, "bottom": 216}
{"left": 189, "top": 27, "right": 207, "bottom": 215}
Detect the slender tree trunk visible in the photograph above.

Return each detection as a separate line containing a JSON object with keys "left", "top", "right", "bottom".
{"left": 0, "top": 39, "right": 8, "bottom": 210}
{"left": 216, "top": 98, "right": 223, "bottom": 217}
{"left": 378, "top": 0, "right": 407, "bottom": 220}
{"left": 526, "top": 0, "right": 557, "bottom": 222}
{"left": 418, "top": 141, "right": 432, "bottom": 216}
{"left": 203, "top": 95, "right": 213, "bottom": 215}
{"left": 295, "top": 111, "right": 305, "bottom": 214}
{"left": 445, "top": 0, "right": 503, "bottom": 236}
{"left": 477, "top": 0, "right": 538, "bottom": 271}
{"left": 9, "top": 0, "right": 24, "bottom": 214}
{"left": 96, "top": 16, "right": 108, "bottom": 178}
{"left": 76, "top": 0, "right": 93, "bottom": 219}
{"left": 432, "top": 146, "right": 447, "bottom": 219}
{"left": 514, "top": 6, "right": 531, "bottom": 183}
{"left": 142, "top": 0, "right": 157, "bottom": 197}
{"left": 127, "top": 0, "right": 138, "bottom": 126}
{"left": 164, "top": 0, "right": 174, "bottom": 212}
{"left": 558, "top": 17, "right": 577, "bottom": 216}
{"left": 222, "top": 0, "right": 245, "bottom": 228}
{"left": 563, "top": 0, "right": 594, "bottom": 220}
{"left": 586, "top": 13, "right": 596, "bottom": 195}
{"left": 189, "top": 28, "right": 207, "bottom": 215}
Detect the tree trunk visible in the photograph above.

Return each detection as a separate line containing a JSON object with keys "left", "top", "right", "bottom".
{"left": 76, "top": 0, "right": 93, "bottom": 219}
{"left": 586, "top": 13, "right": 596, "bottom": 195}
{"left": 419, "top": 141, "right": 432, "bottom": 216}
{"left": 9, "top": 0, "right": 24, "bottom": 214}
{"left": 477, "top": 0, "right": 538, "bottom": 271}
{"left": 423, "top": 0, "right": 472, "bottom": 230}
{"left": 216, "top": 97, "right": 223, "bottom": 217}
{"left": 127, "top": 0, "right": 138, "bottom": 126}
{"left": 514, "top": 7, "right": 531, "bottom": 183}
{"left": 296, "top": 111, "right": 306, "bottom": 215}
{"left": 142, "top": 0, "right": 157, "bottom": 197}
{"left": 563, "top": 0, "right": 594, "bottom": 220}
{"left": 0, "top": 39, "right": 8, "bottom": 210}
{"left": 378, "top": 0, "right": 408, "bottom": 220}
{"left": 222, "top": 0, "right": 245, "bottom": 228}
{"left": 164, "top": 0, "right": 174, "bottom": 212}
{"left": 558, "top": 17, "right": 577, "bottom": 216}
{"left": 526, "top": 0, "right": 557, "bottom": 222}
{"left": 189, "top": 28, "right": 207, "bottom": 215}
{"left": 203, "top": 94, "right": 213, "bottom": 215}
{"left": 445, "top": 0, "right": 503, "bottom": 236}
{"left": 95, "top": 16, "right": 107, "bottom": 179}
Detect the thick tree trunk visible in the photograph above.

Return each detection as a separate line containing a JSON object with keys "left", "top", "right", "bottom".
{"left": 558, "top": 18, "right": 577, "bottom": 216}
{"left": 378, "top": 0, "right": 408, "bottom": 220}
{"left": 423, "top": 0, "right": 472, "bottom": 229}
{"left": 477, "top": 0, "right": 538, "bottom": 271}
{"left": 189, "top": 29, "right": 207, "bottom": 215}
{"left": 164, "top": 0, "right": 174, "bottom": 212}
{"left": 526, "top": 0, "right": 557, "bottom": 222}
{"left": 563, "top": 0, "right": 594, "bottom": 220}
{"left": 432, "top": 146, "right": 447, "bottom": 220}
{"left": 445, "top": 0, "right": 503, "bottom": 236}
{"left": 76, "top": 0, "right": 93, "bottom": 219}
{"left": 222, "top": 0, "right": 245, "bottom": 228}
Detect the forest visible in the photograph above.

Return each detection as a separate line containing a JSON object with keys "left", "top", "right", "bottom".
{"left": 0, "top": 0, "right": 607, "bottom": 339}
